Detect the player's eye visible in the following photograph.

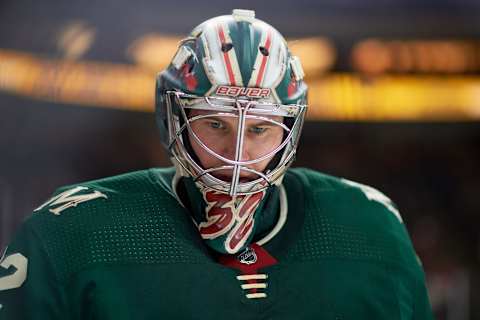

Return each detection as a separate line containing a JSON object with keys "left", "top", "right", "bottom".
{"left": 208, "top": 120, "right": 224, "bottom": 130}
{"left": 249, "top": 126, "right": 268, "bottom": 135}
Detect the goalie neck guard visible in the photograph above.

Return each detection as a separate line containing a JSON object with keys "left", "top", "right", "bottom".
{"left": 156, "top": 9, "right": 308, "bottom": 196}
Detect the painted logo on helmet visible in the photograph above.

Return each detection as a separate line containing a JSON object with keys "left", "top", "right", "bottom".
{"left": 198, "top": 190, "right": 265, "bottom": 254}
{"left": 215, "top": 85, "right": 271, "bottom": 98}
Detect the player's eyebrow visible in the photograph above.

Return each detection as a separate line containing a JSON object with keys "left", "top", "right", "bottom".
{"left": 196, "top": 115, "right": 228, "bottom": 123}
{"left": 196, "top": 115, "right": 279, "bottom": 125}
{"left": 246, "top": 120, "right": 277, "bottom": 127}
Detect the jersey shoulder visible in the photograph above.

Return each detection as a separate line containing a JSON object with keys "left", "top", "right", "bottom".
{"left": 287, "top": 167, "right": 420, "bottom": 269}
{"left": 15, "top": 167, "right": 207, "bottom": 282}
{"left": 31, "top": 167, "right": 176, "bottom": 218}
{"left": 289, "top": 166, "right": 402, "bottom": 223}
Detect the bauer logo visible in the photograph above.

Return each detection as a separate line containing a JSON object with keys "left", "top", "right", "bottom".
{"left": 215, "top": 85, "right": 271, "bottom": 98}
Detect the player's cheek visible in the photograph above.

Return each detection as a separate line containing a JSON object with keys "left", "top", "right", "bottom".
{"left": 255, "top": 156, "right": 274, "bottom": 172}
{"left": 258, "top": 132, "right": 283, "bottom": 156}
{"left": 191, "top": 125, "right": 221, "bottom": 151}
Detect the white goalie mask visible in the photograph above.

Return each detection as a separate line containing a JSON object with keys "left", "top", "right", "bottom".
{"left": 156, "top": 10, "right": 308, "bottom": 196}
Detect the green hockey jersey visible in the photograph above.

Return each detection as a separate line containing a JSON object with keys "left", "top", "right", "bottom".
{"left": 0, "top": 167, "right": 434, "bottom": 319}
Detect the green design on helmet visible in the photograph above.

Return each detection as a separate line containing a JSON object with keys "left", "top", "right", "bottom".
{"left": 156, "top": 9, "right": 308, "bottom": 196}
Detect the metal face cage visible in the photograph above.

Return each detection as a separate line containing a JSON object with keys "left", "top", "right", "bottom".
{"left": 165, "top": 90, "right": 307, "bottom": 196}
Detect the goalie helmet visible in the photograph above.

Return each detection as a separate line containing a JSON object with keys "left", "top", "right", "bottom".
{"left": 156, "top": 9, "right": 307, "bottom": 196}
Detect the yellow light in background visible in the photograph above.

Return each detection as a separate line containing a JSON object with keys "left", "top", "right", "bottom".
{"left": 1, "top": 48, "right": 480, "bottom": 120}
{"left": 352, "top": 39, "right": 480, "bottom": 74}
{"left": 351, "top": 40, "right": 391, "bottom": 76}
{"left": 309, "top": 74, "right": 480, "bottom": 120}
{"left": 127, "top": 34, "right": 182, "bottom": 71}
{"left": 0, "top": 49, "right": 154, "bottom": 111}
{"left": 288, "top": 37, "right": 336, "bottom": 76}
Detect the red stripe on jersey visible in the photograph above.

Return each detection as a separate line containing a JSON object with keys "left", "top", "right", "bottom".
{"left": 217, "top": 24, "right": 236, "bottom": 86}
{"left": 217, "top": 244, "right": 278, "bottom": 274}
{"left": 255, "top": 31, "right": 272, "bottom": 87}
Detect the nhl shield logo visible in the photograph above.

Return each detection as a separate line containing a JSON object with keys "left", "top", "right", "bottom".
{"left": 237, "top": 247, "right": 257, "bottom": 265}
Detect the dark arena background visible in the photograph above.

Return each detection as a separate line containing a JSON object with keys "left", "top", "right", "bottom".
{"left": 1, "top": 0, "right": 479, "bottom": 318}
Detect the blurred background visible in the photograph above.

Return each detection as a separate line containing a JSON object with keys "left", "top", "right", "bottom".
{"left": 0, "top": 0, "right": 479, "bottom": 318}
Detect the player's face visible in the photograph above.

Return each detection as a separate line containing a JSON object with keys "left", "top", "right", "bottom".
{"left": 188, "top": 110, "right": 284, "bottom": 181}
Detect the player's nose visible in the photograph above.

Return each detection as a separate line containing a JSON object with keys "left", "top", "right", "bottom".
{"left": 222, "top": 132, "right": 252, "bottom": 162}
